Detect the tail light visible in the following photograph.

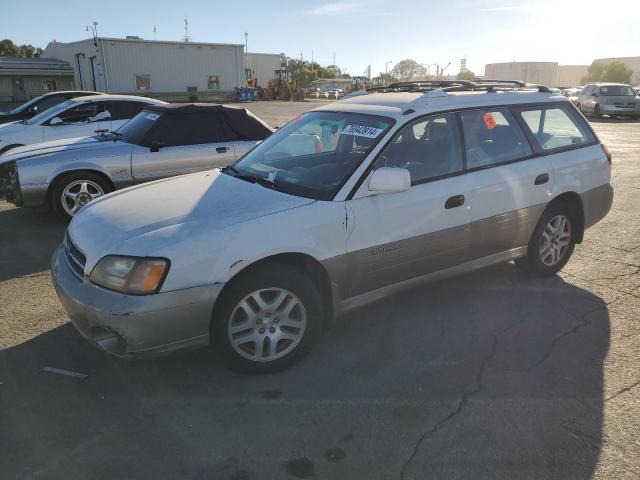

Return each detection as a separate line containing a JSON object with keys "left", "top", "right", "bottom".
{"left": 601, "top": 143, "right": 612, "bottom": 165}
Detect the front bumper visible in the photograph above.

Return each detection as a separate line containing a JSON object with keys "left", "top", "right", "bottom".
{"left": 600, "top": 104, "right": 640, "bottom": 115}
{"left": 51, "top": 245, "right": 224, "bottom": 359}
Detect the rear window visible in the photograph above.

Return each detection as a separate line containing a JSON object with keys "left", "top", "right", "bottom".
{"left": 460, "top": 109, "right": 532, "bottom": 169}
{"left": 518, "top": 106, "right": 595, "bottom": 151}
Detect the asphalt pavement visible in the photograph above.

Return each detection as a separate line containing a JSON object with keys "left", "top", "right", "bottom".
{"left": 0, "top": 102, "right": 639, "bottom": 479}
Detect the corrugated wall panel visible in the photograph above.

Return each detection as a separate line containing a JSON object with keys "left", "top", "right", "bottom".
{"left": 103, "top": 41, "right": 243, "bottom": 93}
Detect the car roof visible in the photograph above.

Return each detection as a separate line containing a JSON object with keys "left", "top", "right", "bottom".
{"left": 42, "top": 90, "right": 99, "bottom": 97}
{"left": 314, "top": 89, "right": 568, "bottom": 120}
{"left": 71, "top": 94, "right": 167, "bottom": 104}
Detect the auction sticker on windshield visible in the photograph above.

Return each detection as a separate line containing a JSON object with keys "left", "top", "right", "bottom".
{"left": 342, "top": 125, "right": 384, "bottom": 138}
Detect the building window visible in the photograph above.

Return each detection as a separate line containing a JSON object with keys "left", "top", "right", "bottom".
{"left": 43, "top": 79, "right": 58, "bottom": 91}
{"left": 135, "top": 74, "right": 151, "bottom": 91}
{"left": 207, "top": 75, "right": 219, "bottom": 90}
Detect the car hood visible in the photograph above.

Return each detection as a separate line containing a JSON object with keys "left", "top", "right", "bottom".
{"left": 69, "top": 170, "right": 316, "bottom": 263}
{"left": 0, "top": 135, "right": 120, "bottom": 165}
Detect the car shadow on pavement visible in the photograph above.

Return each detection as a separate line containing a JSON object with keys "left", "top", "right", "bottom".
{"left": 0, "top": 263, "right": 609, "bottom": 480}
{"left": 0, "top": 204, "right": 65, "bottom": 282}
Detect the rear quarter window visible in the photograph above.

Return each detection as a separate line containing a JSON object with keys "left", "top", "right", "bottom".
{"left": 517, "top": 105, "right": 595, "bottom": 152}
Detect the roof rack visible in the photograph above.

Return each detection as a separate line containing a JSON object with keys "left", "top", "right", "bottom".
{"left": 341, "top": 79, "right": 551, "bottom": 99}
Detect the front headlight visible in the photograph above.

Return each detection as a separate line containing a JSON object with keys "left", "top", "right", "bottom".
{"left": 89, "top": 255, "right": 170, "bottom": 295}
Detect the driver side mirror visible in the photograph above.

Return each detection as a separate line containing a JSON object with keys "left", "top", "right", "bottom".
{"left": 369, "top": 167, "right": 411, "bottom": 194}
{"left": 592, "top": 91, "right": 599, "bottom": 97}
{"left": 49, "top": 116, "right": 63, "bottom": 126}
{"left": 150, "top": 141, "right": 164, "bottom": 153}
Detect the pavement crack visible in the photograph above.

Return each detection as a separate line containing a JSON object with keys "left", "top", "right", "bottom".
{"left": 605, "top": 379, "right": 640, "bottom": 402}
{"left": 398, "top": 316, "right": 528, "bottom": 480}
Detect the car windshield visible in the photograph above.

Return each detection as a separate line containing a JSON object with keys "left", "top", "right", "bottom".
{"left": 26, "top": 99, "right": 77, "bottom": 125}
{"left": 600, "top": 86, "right": 635, "bottom": 96}
{"left": 115, "top": 110, "right": 163, "bottom": 145}
{"left": 8, "top": 95, "right": 42, "bottom": 114}
{"left": 226, "top": 110, "right": 394, "bottom": 200}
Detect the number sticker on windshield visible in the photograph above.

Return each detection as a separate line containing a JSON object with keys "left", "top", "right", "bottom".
{"left": 342, "top": 125, "right": 384, "bottom": 138}
{"left": 145, "top": 113, "right": 160, "bottom": 121}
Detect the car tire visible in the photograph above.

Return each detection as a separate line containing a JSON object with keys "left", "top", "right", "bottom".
{"left": 515, "top": 202, "right": 577, "bottom": 277}
{"left": 51, "top": 172, "right": 112, "bottom": 221}
{"left": 593, "top": 105, "right": 602, "bottom": 118}
{"left": 212, "top": 265, "right": 323, "bottom": 373}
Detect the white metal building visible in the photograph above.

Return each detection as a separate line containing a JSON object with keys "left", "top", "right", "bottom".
{"left": 43, "top": 37, "right": 245, "bottom": 100}
{"left": 245, "top": 53, "right": 280, "bottom": 87}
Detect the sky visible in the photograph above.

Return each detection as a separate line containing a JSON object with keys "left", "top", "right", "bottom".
{"left": 1, "top": 0, "right": 639, "bottom": 77}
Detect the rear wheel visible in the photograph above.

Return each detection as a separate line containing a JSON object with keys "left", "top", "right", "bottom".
{"left": 212, "top": 266, "right": 322, "bottom": 373}
{"left": 515, "top": 203, "right": 576, "bottom": 277}
{"left": 51, "top": 172, "right": 111, "bottom": 221}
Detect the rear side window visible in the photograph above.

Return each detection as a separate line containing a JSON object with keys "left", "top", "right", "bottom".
{"left": 148, "top": 112, "right": 225, "bottom": 146}
{"left": 104, "top": 101, "right": 149, "bottom": 120}
{"left": 518, "top": 106, "right": 594, "bottom": 151}
{"left": 460, "top": 109, "right": 532, "bottom": 169}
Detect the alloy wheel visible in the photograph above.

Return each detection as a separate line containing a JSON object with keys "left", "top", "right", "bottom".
{"left": 61, "top": 180, "right": 105, "bottom": 216}
{"left": 227, "top": 288, "right": 307, "bottom": 362}
{"left": 539, "top": 214, "right": 571, "bottom": 267}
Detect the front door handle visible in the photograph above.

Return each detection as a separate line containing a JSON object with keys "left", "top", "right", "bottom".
{"left": 216, "top": 146, "right": 229, "bottom": 153}
{"left": 445, "top": 194, "right": 465, "bottom": 209}
{"left": 535, "top": 173, "right": 549, "bottom": 185}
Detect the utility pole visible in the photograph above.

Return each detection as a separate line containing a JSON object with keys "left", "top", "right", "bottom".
{"left": 311, "top": 50, "right": 314, "bottom": 64}
{"left": 385, "top": 60, "right": 392, "bottom": 75}
{"left": 333, "top": 52, "right": 336, "bottom": 66}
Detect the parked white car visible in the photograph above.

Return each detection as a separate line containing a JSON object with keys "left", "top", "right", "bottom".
{"left": 0, "top": 94, "right": 166, "bottom": 154}
{"left": 52, "top": 80, "right": 613, "bottom": 372}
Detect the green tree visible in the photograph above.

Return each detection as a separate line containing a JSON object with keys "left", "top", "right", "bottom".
{"left": 582, "top": 61, "right": 632, "bottom": 84}
{"left": 457, "top": 69, "right": 476, "bottom": 81}
{"left": 0, "top": 39, "right": 43, "bottom": 58}
{"left": 390, "top": 59, "right": 428, "bottom": 82}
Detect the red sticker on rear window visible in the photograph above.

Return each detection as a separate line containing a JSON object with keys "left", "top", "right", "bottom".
{"left": 483, "top": 113, "right": 497, "bottom": 129}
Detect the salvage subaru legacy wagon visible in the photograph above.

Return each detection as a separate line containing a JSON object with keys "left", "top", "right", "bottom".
{"left": 52, "top": 80, "right": 613, "bottom": 372}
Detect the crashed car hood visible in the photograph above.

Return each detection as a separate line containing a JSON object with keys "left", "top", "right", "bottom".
{"left": 69, "top": 170, "right": 315, "bottom": 263}
{"left": 0, "top": 135, "right": 107, "bottom": 163}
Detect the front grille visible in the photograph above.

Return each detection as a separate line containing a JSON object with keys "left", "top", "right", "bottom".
{"left": 64, "top": 232, "right": 87, "bottom": 278}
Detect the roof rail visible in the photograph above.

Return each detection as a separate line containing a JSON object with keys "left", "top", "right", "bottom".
{"left": 472, "top": 79, "right": 551, "bottom": 93}
{"left": 339, "top": 79, "right": 552, "bottom": 100}
{"left": 367, "top": 80, "right": 476, "bottom": 93}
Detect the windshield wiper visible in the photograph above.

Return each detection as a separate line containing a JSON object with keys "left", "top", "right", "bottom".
{"left": 221, "top": 167, "right": 281, "bottom": 191}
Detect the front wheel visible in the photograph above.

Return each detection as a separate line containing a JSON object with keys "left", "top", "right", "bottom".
{"left": 515, "top": 203, "right": 576, "bottom": 277}
{"left": 212, "top": 266, "right": 323, "bottom": 373}
{"left": 51, "top": 172, "right": 111, "bottom": 221}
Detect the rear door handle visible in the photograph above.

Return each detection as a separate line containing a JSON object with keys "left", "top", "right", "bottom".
{"left": 535, "top": 173, "right": 549, "bottom": 185}
{"left": 445, "top": 194, "right": 465, "bottom": 209}
{"left": 216, "top": 146, "right": 229, "bottom": 153}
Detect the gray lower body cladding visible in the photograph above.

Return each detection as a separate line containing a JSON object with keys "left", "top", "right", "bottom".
{"left": 325, "top": 184, "right": 612, "bottom": 315}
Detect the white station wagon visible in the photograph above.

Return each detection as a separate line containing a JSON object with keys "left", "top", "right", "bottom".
{"left": 52, "top": 80, "right": 613, "bottom": 372}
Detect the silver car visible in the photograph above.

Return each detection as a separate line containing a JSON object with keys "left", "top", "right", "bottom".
{"left": 577, "top": 83, "right": 640, "bottom": 119}
{"left": 1, "top": 104, "right": 273, "bottom": 219}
